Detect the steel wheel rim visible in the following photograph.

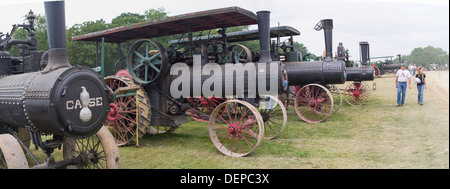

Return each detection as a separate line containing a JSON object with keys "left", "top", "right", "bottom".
{"left": 208, "top": 100, "right": 264, "bottom": 157}
{"left": 328, "top": 84, "right": 343, "bottom": 114}
{"left": 294, "top": 84, "right": 334, "bottom": 123}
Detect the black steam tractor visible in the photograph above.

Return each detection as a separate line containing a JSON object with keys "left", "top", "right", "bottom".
{"left": 168, "top": 19, "right": 347, "bottom": 124}
{"left": 373, "top": 54, "right": 403, "bottom": 76}
{"left": 74, "top": 8, "right": 288, "bottom": 156}
{"left": 342, "top": 41, "right": 375, "bottom": 106}
{"left": 283, "top": 19, "right": 346, "bottom": 123}
{"left": 0, "top": 1, "right": 119, "bottom": 169}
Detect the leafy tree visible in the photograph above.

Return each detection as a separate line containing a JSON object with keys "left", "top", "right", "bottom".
{"left": 394, "top": 46, "right": 449, "bottom": 68}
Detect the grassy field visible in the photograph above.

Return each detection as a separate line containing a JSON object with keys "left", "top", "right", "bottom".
{"left": 27, "top": 71, "right": 449, "bottom": 169}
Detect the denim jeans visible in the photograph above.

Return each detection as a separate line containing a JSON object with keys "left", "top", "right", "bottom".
{"left": 397, "top": 82, "right": 407, "bottom": 105}
{"left": 417, "top": 84, "right": 424, "bottom": 103}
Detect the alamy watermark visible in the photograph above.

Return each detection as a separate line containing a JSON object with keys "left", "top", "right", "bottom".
{"left": 170, "top": 55, "right": 279, "bottom": 98}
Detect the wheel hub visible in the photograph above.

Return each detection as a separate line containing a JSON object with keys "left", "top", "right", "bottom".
{"left": 261, "top": 112, "right": 270, "bottom": 122}
{"left": 228, "top": 124, "right": 239, "bottom": 135}
{"left": 108, "top": 103, "right": 119, "bottom": 121}
{"left": 309, "top": 100, "right": 317, "bottom": 108}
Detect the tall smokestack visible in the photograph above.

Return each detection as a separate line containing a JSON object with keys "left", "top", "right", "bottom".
{"left": 359, "top": 41, "right": 369, "bottom": 65}
{"left": 43, "top": 0, "right": 70, "bottom": 72}
{"left": 337, "top": 42, "right": 345, "bottom": 61}
{"left": 321, "top": 19, "right": 333, "bottom": 61}
{"left": 257, "top": 11, "right": 272, "bottom": 63}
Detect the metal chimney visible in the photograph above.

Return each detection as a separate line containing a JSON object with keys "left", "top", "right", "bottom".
{"left": 337, "top": 42, "right": 345, "bottom": 61}
{"left": 43, "top": 0, "right": 70, "bottom": 72}
{"left": 359, "top": 41, "right": 369, "bottom": 65}
{"left": 321, "top": 19, "right": 333, "bottom": 61}
{"left": 257, "top": 11, "right": 272, "bottom": 63}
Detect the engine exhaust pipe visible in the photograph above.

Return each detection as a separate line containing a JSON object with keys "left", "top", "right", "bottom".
{"left": 43, "top": 0, "right": 70, "bottom": 72}
{"left": 337, "top": 42, "right": 345, "bottom": 61}
{"left": 314, "top": 19, "right": 333, "bottom": 61}
{"left": 322, "top": 19, "right": 333, "bottom": 61}
{"left": 257, "top": 11, "right": 272, "bottom": 63}
{"left": 359, "top": 41, "right": 369, "bottom": 66}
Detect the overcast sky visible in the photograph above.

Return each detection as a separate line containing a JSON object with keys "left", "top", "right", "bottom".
{"left": 1, "top": 0, "right": 448, "bottom": 61}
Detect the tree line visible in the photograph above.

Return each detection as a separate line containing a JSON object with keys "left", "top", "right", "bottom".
{"left": 394, "top": 46, "right": 449, "bottom": 69}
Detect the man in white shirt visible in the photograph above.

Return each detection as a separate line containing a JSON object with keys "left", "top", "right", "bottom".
{"left": 395, "top": 65, "right": 411, "bottom": 106}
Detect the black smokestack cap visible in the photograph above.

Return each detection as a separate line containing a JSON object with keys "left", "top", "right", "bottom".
{"left": 43, "top": 0, "right": 70, "bottom": 71}
{"left": 257, "top": 11, "right": 272, "bottom": 63}
{"left": 359, "top": 41, "right": 369, "bottom": 65}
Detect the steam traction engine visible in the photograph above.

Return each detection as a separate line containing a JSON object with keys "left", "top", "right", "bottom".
{"left": 343, "top": 41, "right": 375, "bottom": 106}
{"left": 284, "top": 19, "right": 346, "bottom": 123}
{"left": 0, "top": 1, "right": 119, "bottom": 169}
{"left": 168, "top": 19, "right": 347, "bottom": 124}
{"left": 74, "top": 8, "right": 288, "bottom": 156}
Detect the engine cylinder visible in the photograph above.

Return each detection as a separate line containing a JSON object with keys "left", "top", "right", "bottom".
{"left": 169, "top": 61, "right": 285, "bottom": 98}
{"left": 285, "top": 60, "right": 346, "bottom": 85}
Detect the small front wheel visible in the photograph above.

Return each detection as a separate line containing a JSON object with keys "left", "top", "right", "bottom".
{"left": 63, "top": 126, "right": 120, "bottom": 169}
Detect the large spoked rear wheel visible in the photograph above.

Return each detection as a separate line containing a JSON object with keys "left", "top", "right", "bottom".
{"left": 208, "top": 100, "right": 264, "bottom": 157}
{"left": 257, "top": 95, "right": 287, "bottom": 140}
{"left": 127, "top": 39, "right": 169, "bottom": 84}
{"left": 63, "top": 126, "right": 120, "bottom": 169}
{"left": 294, "top": 84, "right": 334, "bottom": 123}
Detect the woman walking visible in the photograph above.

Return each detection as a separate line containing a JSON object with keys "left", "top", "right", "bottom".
{"left": 415, "top": 67, "right": 427, "bottom": 105}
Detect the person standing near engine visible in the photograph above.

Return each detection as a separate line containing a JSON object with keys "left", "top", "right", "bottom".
{"left": 415, "top": 67, "right": 427, "bottom": 105}
{"left": 395, "top": 65, "right": 411, "bottom": 107}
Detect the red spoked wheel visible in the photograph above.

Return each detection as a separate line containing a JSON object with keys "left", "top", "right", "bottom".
{"left": 104, "top": 76, "right": 150, "bottom": 146}
{"left": 371, "top": 65, "right": 381, "bottom": 78}
{"left": 208, "top": 100, "right": 264, "bottom": 157}
{"left": 343, "top": 81, "right": 370, "bottom": 106}
{"left": 294, "top": 84, "right": 334, "bottom": 123}
{"left": 187, "top": 96, "right": 227, "bottom": 122}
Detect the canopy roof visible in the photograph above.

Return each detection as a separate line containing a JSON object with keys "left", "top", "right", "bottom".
{"left": 168, "top": 26, "right": 300, "bottom": 44}
{"left": 72, "top": 6, "right": 257, "bottom": 43}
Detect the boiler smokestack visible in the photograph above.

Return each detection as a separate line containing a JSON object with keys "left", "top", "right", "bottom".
{"left": 359, "top": 41, "right": 369, "bottom": 65}
{"left": 337, "top": 42, "right": 345, "bottom": 61}
{"left": 321, "top": 19, "right": 333, "bottom": 61}
{"left": 43, "top": 0, "right": 70, "bottom": 71}
{"left": 257, "top": 11, "right": 272, "bottom": 63}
